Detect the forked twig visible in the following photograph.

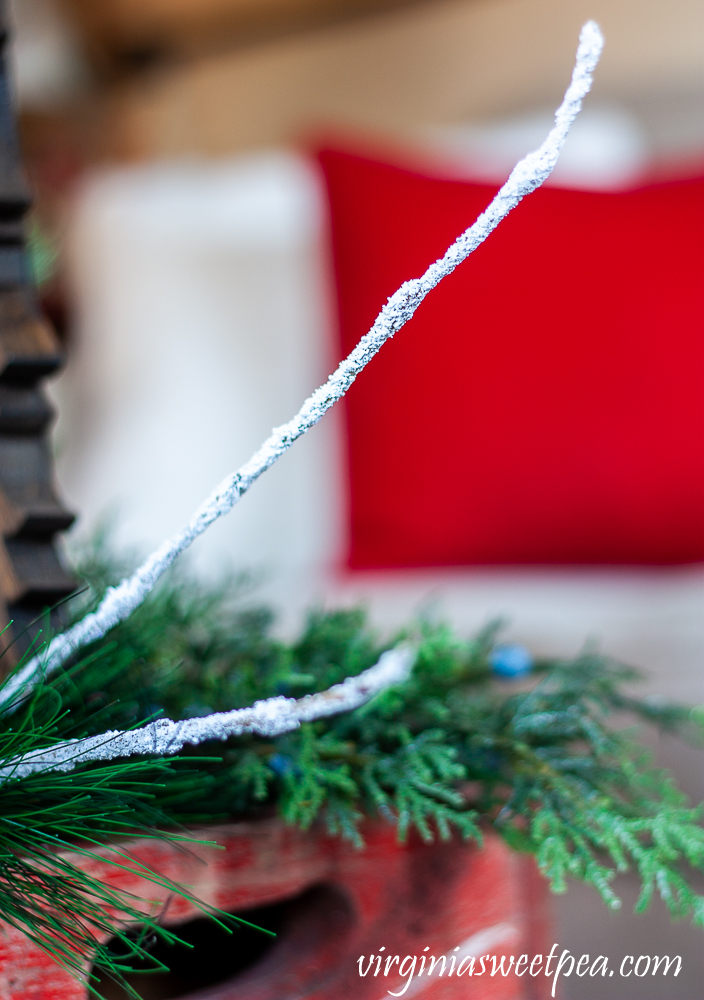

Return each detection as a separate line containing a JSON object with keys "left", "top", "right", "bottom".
{"left": 0, "top": 22, "right": 603, "bottom": 719}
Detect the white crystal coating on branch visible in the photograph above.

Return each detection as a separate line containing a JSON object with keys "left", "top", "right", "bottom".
{"left": 0, "top": 646, "right": 414, "bottom": 782}
{"left": 0, "top": 22, "right": 603, "bottom": 711}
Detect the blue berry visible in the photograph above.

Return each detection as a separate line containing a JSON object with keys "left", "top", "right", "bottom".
{"left": 489, "top": 644, "right": 533, "bottom": 678}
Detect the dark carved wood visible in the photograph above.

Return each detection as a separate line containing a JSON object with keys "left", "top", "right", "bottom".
{"left": 0, "top": 4, "right": 75, "bottom": 655}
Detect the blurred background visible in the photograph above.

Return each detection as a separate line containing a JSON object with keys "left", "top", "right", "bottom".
{"left": 7, "top": 0, "right": 704, "bottom": 994}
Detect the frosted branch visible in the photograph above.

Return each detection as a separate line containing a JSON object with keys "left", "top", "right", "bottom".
{"left": 0, "top": 646, "right": 414, "bottom": 782}
{"left": 0, "top": 22, "right": 603, "bottom": 711}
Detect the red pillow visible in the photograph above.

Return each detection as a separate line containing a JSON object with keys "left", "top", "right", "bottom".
{"left": 318, "top": 148, "right": 704, "bottom": 568}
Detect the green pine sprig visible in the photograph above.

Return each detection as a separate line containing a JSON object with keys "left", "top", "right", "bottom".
{"left": 0, "top": 633, "right": 270, "bottom": 996}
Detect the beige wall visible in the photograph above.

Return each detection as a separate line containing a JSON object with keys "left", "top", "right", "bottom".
{"left": 105, "top": 0, "right": 704, "bottom": 158}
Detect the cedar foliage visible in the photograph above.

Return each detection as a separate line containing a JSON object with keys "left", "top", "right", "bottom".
{"left": 50, "top": 550, "right": 704, "bottom": 922}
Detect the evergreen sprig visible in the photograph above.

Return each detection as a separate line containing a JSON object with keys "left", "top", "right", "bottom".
{"left": 2, "top": 547, "right": 703, "bottom": 991}
{"left": 44, "top": 551, "right": 704, "bottom": 923}
{"left": 0, "top": 626, "right": 269, "bottom": 996}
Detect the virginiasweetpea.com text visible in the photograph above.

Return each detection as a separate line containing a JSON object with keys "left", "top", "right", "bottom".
{"left": 358, "top": 943, "right": 682, "bottom": 996}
